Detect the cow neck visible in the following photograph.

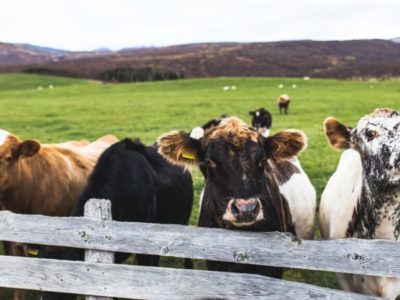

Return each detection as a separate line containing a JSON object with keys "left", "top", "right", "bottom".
{"left": 346, "top": 176, "right": 400, "bottom": 240}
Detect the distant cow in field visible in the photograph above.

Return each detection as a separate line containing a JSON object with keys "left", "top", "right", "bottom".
{"left": 41, "top": 138, "right": 193, "bottom": 300}
{"left": 320, "top": 108, "right": 400, "bottom": 299}
{"left": 277, "top": 94, "right": 291, "bottom": 114}
{"left": 159, "top": 117, "right": 315, "bottom": 277}
{"left": 0, "top": 129, "right": 117, "bottom": 300}
{"left": 249, "top": 107, "right": 273, "bottom": 137}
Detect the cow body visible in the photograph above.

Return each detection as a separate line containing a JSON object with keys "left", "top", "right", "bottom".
{"left": 0, "top": 131, "right": 117, "bottom": 216}
{"left": 320, "top": 108, "right": 400, "bottom": 299}
{"left": 41, "top": 138, "right": 193, "bottom": 300}
{"left": 0, "top": 130, "right": 117, "bottom": 300}
{"left": 277, "top": 94, "right": 291, "bottom": 115}
{"left": 249, "top": 107, "right": 273, "bottom": 137}
{"left": 159, "top": 117, "right": 314, "bottom": 277}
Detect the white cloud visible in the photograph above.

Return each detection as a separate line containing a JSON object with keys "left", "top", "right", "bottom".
{"left": 0, "top": 0, "right": 399, "bottom": 51}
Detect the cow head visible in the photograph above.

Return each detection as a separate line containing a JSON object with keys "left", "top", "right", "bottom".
{"left": 0, "top": 130, "right": 41, "bottom": 192}
{"left": 159, "top": 117, "right": 306, "bottom": 227}
{"left": 324, "top": 108, "right": 400, "bottom": 190}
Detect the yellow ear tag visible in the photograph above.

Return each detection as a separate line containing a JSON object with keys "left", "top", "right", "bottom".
{"left": 27, "top": 248, "right": 39, "bottom": 256}
{"left": 182, "top": 152, "right": 196, "bottom": 160}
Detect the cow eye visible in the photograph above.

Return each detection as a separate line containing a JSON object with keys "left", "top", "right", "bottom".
{"left": 365, "top": 129, "right": 378, "bottom": 141}
{"left": 205, "top": 158, "right": 217, "bottom": 168}
{"left": 5, "top": 156, "right": 13, "bottom": 163}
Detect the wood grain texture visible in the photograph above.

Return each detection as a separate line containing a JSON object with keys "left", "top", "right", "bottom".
{"left": 84, "top": 199, "right": 114, "bottom": 300}
{"left": 0, "top": 210, "right": 399, "bottom": 277}
{"left": 0, "top": 255, "right": 382, "bottom": 299}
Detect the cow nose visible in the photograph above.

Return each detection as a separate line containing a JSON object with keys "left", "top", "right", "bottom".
{"left": 230, "top": 198, "right": 260, "bottom": 220}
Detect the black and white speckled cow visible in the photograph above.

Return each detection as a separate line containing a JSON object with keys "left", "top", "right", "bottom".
{"left": 320, "top": 108, "right": 400, "bottom": 299}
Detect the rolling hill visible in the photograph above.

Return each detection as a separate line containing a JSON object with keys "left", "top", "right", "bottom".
{"left": 1, "top": 39, "right": 400, "bottom": 79}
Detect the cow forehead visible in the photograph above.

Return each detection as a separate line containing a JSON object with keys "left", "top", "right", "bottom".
{"left": 0, "top": 129, "right": 11, "bottom": 146}
{"left": 357, "top": 110, "right": 400, "bottom": 132}
{"left": 204, "top": 117, "right": 259, "bottom": 148}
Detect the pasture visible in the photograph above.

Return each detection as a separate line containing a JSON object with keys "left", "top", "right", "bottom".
{"left": 0, "top": 73, "right": 399, "bottom": 299}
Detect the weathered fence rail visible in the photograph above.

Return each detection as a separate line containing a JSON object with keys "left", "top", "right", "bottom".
{"left": 0, "top": 198, "right": 396, "bottom": 299}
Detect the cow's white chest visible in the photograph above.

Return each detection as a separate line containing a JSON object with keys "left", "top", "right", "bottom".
{"left": 279, "top": 157, "right": 316, "bottom": 239}
{"left": 260, "top": 127, "right": 270, "bottom": 137}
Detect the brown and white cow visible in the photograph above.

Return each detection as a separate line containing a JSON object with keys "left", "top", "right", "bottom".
{"left": 277, "top": 94, "right": 291, "bottom": 115}
{"left": 320, "top": 108, "right": 400, "bottom": 299}
{"left": 159, "top": 117, "right": 315, "bottom": 277}
{"left": 0, "top": 129, "right": 117, "bottom": 300}
{"left": 190, "top": 116, "right": 316, "bottom": 240}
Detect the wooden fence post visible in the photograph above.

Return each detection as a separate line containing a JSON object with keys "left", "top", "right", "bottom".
{"left": 84, "top": 199, "right": 114, "bottom": 300}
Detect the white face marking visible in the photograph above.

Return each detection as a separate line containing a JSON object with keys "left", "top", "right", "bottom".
{"left": 0, "top": 129, "right": 11, "bottom": 146}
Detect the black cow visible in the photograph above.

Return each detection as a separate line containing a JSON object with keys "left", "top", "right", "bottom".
{"left": 41, "top": 138, "right": 193, "bottom": 300}
{"left": 249, "top": 107, "right": 273, "bottom": 137}
{"left": 159, "top": 117, "right": 307, "bottom": 278}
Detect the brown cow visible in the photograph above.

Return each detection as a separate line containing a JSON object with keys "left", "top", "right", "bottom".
{"left": 0, "top": 129, "right": 117, "bottom": 300}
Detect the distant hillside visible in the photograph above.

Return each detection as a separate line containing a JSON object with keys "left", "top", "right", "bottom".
{"left": 392, "top": 37, "right": 400, "bottom": 43}
{"left": 1, "top": 39, "right": 400, "bottom": 79}
{"left": 0, "top": 43, "right": 108, "bottom": 66}
{"left": 0, "top": 43, "right": 64, "bottom": 66}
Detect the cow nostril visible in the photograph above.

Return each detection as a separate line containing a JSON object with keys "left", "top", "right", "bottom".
{"left": 232, "top": 199, "right": 260, "bottom": 214}
{"left": 239, "top": 202, "right": 257, "bottom": 212}
{"left": 231, "top": 203, "right": 240, "bottom": 217}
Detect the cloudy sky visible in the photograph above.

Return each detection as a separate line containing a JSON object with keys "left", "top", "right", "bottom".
{"left": 1, "top": 0, "right": 399, "bottom": 51}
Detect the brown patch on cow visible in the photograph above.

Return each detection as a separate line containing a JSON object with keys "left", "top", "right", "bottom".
{"left": 158, "top": 130, "right": 201, "bottom": 167}
{"left": 268, "top": 159, "right": 300, "bottom": 185}
{"left": 265, "top": 130, "right": 307, "bottom": 160}
{"left": 204, "top": 117, "right": 258, "bottom": 149}
{"left": 324, "top": 117, "right": 351, "bottom": 150}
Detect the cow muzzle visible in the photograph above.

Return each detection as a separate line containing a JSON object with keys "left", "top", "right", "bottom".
{"left": 223, "top": 198, "right": 264, "bottom": 227}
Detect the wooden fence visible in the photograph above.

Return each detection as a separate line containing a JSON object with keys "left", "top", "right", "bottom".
{"left": 0, "top": 198, "right": 398, "bottom": 299}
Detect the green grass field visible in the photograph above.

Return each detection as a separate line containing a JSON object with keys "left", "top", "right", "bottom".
{"left": 0, "top": 73, "right": 399, "bottom": 299}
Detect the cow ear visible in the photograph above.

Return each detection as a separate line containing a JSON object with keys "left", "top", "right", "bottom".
{"left": 158, "top": 131, "right": 203, "bottom": 167}
{"left": 264, "top": 130, "right": 307, "bottom": 160}
{"left": 16, "top": 140, "right": 41, "bottom": 158}
{"left": 249, "top": 111, "right": 255, "bottom": 116}
{"left": 324, "top": 117, "right": 351, "bottom": 150}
